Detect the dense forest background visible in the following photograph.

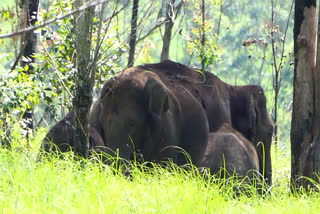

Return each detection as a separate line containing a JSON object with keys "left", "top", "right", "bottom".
{"left": 0, "top": 0, "right": 294, "bottom": 154}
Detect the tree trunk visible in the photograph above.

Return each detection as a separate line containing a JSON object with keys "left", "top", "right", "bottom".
{"left": 20, "top": 0, "right": 39, "bottom": 69}
{"left": 271, "top": 0, "right": 279, "bottom": 151}
{"left": 291, "top": 0, "right": 316, "bottom": 189}
{"left": 73, "top": 0, "right": 94, "bottom": 158}
{"left": 312, "top": 1, "right": 320, "bottom": 183}
{"left": 160, "top": 0, "right": 175, "bottom": 61}
{"left": 128, "top": 0, "right": 139, "bottom": 68}
{"left": 20, "top": 0, "right": 39, "bottom": 138}
{"left": 216, "top": 0, "right": 223, "bottom": 39}
{"left": 201, "top": 0, "right": 205, "bottom": 72}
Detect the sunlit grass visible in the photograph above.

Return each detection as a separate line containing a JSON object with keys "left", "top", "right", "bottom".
{"left": 0, "top": 133, "right": 320, "bottom": 213}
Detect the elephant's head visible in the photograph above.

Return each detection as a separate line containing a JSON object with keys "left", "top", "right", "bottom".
{"left": 231, "top": 85, "right": 274, "bottom": 185}
{"left": 42, "top": 112, "right": 106, "bottom": 156}
{"left": 201, "top": 123, "right": 260, "bottom": 181}
{"left": 42, "top": 112, "right": 75, "bottom": 153}
{"left": 91, "top": 75, "right": 170, "bottom": 161}
{"left": 250, "top": 86, "right": 273, "bottom": 185}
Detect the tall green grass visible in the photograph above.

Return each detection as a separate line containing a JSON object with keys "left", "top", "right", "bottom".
{"left": 1, "top": 135, "right": 320, "bottom": 214}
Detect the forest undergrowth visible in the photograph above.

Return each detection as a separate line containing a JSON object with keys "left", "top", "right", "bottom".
{"left": 0, "top": 129, "right": 320, "bottom": 214}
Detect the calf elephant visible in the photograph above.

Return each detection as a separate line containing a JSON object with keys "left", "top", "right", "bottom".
{"left": 89, "top": 67, "right": 209, "bottom": 165}
{"left": 199, "top": 123, "right": 260, "bottom": 181}
{"left": 41, "top": 112, "right": 106, "bottom": 155}
{"left": 139, "top": 60, "right": 273, "bottom": 184}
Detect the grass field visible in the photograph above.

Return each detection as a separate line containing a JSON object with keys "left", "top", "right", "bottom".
{"left": 0, "top": 133, "right": 319, "bottom": 214}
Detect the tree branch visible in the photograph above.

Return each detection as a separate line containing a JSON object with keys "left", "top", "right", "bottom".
{"left": 103, "top": 0, "right": 130, "bottom": 22}
{"left": 39, "top": 39, "right": 73, "bottom": 99}
{"left": 10, "top": 33, "right": 30, "bottom": 72}
{"left": 136, "top": 19, "right": 166, "bottom": 43}
{"left": 0, "top": 0, "right": 110, "bottom": 39}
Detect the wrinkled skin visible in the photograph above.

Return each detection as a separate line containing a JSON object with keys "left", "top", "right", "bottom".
{"left": 199, "top": 123, "right": 260, "bottom": 181}
{"left": 89, "top": 69, "right": 209, "bottom": 165}
{"left": 41, "top": 112, "right": 106, "bottom": 156}
{"left": 139, "top": 60, "right": 273, "bottom": 185}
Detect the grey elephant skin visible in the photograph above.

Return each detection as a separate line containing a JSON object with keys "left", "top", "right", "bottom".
{"left": 138, "top": 60, "right": 273, "bottom": 184}
{"left": 41, "top": 112, "right": 106, "bottom": 155}
{"left": 200, "top": 123, "right": 260, "bottom": 181}
{"left": 89, "top": 65, "right": 209, "bottom": 165}
{"left": 42, "top": 60, "right": 272, "bottom": 185}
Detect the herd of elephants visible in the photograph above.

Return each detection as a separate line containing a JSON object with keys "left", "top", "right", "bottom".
{"left": 41, "top": 60, "right": 274, "bottom": 186}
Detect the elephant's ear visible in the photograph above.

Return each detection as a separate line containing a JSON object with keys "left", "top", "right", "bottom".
{"left": 144, "top": 77, "right": 169, "bottom": 117}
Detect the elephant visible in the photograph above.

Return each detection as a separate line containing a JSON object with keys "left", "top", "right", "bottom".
{"left": 41, "top": 60, "right": 273, "bottom": 185}
{"left": 89, "top": 67, "right": 209, "bottom": 165}
{"left": 199, "top": 123, "right": 260, "bottom": 181}
{"left": 138, "top": 60, "right": 273, "bottom": 185}
{"left": 41, "top": 112, "right": 106, "bottom": 155}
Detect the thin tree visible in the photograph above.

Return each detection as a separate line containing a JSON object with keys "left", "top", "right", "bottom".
{"left": 291, "top": 0, "right": 316, "bottom": 189}
{"left": 270, "top": 0, "right": 294, "bottom": 150}
{"left": 200, "top": 0, "right": 205, "bottom": 72}
{"left": 20, "top": 0, "right": 40, "bottom": 139}
{"left": 216, "top": 0, "right": 223, "bottom": 38}
{"left": 160, "top": 0, "right": 175, "bottom": 61}
{"left": 160, "top": 0, "right": 183, "bottom": 61}
{"left": 128, "top": 0, "right": 139, "bottom": 67}
{"left": 73, "top": 0, "right": 95, "bottom": 158}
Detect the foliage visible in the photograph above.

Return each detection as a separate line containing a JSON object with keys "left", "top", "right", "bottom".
{"left": 184, "top": 0, "right": 220, "bottom": 69}
{"left": 0, "top": 65, "right": 42, "bottom": 141}
{"left": 0, "top": 0, "right": 128, "bottom": 140}
{"left": 0, "top": 1, "right": 42, "bottom": 143}
{"left": 186, "top": 14, "right": 219, "bottom": 68}
{"left": 38, "top": 0, "right": 77, "bottom": 119}
{"left": 240, "top": 1, "right": 294, "bottom": 144}
{"left": 38, "top": 0, "right": 127, "bottom": 117}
